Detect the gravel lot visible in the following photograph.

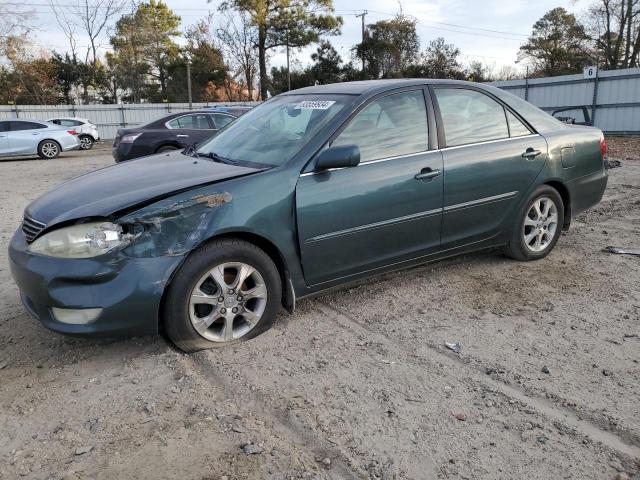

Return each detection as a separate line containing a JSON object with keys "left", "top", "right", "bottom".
{"left": 0, "top": 139, "right": 639, "bottom": 480}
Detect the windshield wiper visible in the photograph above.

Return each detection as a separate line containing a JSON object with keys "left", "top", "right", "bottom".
{"left": 183, "top": 145, "right": 198, "bottom": 157}
{"left": 198, "top": 151, "right": 239, "bottom": 165}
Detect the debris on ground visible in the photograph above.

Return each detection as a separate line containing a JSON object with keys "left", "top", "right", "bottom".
{"left": 241, "top": 443, "right": 264, "bottom": 455}
{"left": 604, "top": 159, "right": 623, "bottom": 169}
{"left": 604, "top": 246, "right": 640, "bottom": 256}
{"left": 542, "top": 366, "right": 551, "bottom": 374}
{"left": 74, "top": 446, "right": 93, "bottom": 455}
{"left": 445, "top": 341, "right": 462, "bottom": 354}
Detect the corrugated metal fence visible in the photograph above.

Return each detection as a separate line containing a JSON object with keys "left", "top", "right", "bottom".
{"left": 491, "top": 67, "right": 640, "bottom": 134}
{"left": 0, "top": 102, "right": 260, "bottom": 140}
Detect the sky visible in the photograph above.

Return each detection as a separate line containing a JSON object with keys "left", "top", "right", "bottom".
{"left": 21, "top": 0, "right": 592, "bottom": 74}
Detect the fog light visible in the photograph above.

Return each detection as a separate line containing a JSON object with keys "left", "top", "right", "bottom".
{"left": 51, "top": 307, "right": 102, "bottom": 325}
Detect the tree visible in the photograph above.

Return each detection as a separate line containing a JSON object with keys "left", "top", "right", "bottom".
{"left": 220, "top": 0, "right": 342, "bottom": 99}
{"left": 519, "top": 7, "right": 592, "bottom": 76}
{"left": 416, "top": 37, "right": 465, "bottom": 79}
{"left": 466, "top": 60, "right": 491, "bottom": 82}
{"left": 216, "top": 11, "right": 259, "bottom": 100}
{"left": 586, "top": 0, "right": 640, "bottom": 68}
{"left": 109, "top": 1, "right": 181, "bottom": 102}
{"left": 310, "top": 41, "right": 342, "bottom": 84}
{"left": 270, "top": 65, "right": 313, "bottom": 93}
{"left": 166, "top": 19, "right": 229, "bottom": 102}
{"left": 356, "top": 14, "right": 419, "bottom": 78}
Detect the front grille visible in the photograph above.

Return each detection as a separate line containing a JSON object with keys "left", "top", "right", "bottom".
{"left": 22, "top": 216, "right": 46, "bottom": 243}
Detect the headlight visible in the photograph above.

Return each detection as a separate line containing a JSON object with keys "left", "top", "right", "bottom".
{"left": 120, "top": 133, "right": 142, "bottom": 143}
{"left": 27, "top": 222, "right": 133, "bottom": 258}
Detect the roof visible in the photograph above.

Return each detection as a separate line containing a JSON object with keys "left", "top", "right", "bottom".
{"left": 283, "top": 79, "right": 476, "bottom": 96}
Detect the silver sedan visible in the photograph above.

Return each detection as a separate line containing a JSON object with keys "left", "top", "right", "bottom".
{"left": 0, "top": 119, "right": 81, "bottom": 159}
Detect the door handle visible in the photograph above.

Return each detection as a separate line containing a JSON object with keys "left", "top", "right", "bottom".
{"left": 415, "top": 168, "right": 441, "bottom": 181}
{"left": 176, "top": 134, "right": 189, "bottom": 138}
{"left": 522, "top": 148, "right": 542, "bottom": 159}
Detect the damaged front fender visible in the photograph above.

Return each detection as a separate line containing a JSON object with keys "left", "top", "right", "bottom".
{"left": 119, "top": 191, "right": 233, "bottom": 258}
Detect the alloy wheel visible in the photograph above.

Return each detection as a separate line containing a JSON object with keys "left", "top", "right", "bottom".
{"left": 188, "top": 262, "right": 267, "bottom": 342}
{"left": 80, "top": 136, "right": 93, "bottom": 149}
{"left": 41, "top": 142, "right": 59, "bottom": 158}
{"left": 523, "top": 196, "right": 558, "bottom": 253}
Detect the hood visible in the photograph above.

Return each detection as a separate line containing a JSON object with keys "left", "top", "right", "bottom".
{"left": 26, "top": 150, "right": 262, "bottom": 226}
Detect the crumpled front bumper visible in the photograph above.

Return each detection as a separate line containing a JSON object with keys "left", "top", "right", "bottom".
{"left": 8, "top": 229, "right": 184, "bottom": 337}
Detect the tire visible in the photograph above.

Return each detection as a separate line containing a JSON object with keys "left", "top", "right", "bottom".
{"left": 503, "top": 185, "right": 564, "bottom": 261}
{"left": 79, "top": 135, "right": 94, "bottom": 150}
{"left": 163, "top": 239, "right": 282, "bottom": 352}
{"left": 37, "top": 140, "right": 61, "bottom": 159}
{"left": 156, "top": 145, "right": 179, "bottom": 153}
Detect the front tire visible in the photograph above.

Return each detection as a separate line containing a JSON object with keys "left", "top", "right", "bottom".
{"left": 504, "top": 185, "right": 564, "bottom": 261}
{"left": 37, "top": 140, "right": 61, "bottom": 159}
{"left": 163, "top": 239, "right": 282, "bottom": 352}
{"left": 79, "top": 135, "right": 94, "bottom": 150}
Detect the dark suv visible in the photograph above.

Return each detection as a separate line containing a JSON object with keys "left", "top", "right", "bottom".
{"left": 112, "top": 106, "right": 252, "bottom": 162}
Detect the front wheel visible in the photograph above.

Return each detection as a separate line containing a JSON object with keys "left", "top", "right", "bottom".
{"left": 163, "top": 239, "right": 282, "bottom": 352}
{"left": 37, "top": 140, "right": 61, "bottom": 159}
{"left": 504, "top": 185, "right": 564, "bottom": 261}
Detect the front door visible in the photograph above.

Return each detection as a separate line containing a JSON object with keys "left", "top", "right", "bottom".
{"left": 432, "top": 87, "right": 548, "bottom": 247}
{"left": 8, "top": 121, "right": 47, "bottom": 155}
{"left": 296, "top": 89, "right": 443, "bottom": 286}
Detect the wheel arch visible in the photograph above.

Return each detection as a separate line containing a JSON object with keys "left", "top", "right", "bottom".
{"left": 544, "top": 180, "right": 571, "bottom": 230}
{"left": 158, "top": 231, "right": 294, "bottom": 333}
{"left": 154, "top": 142, "right": 182, "bottom": 153}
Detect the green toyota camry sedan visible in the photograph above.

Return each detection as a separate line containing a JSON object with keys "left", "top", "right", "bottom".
{"left": 9, "top": 79, "right": 608, "bottom": 351}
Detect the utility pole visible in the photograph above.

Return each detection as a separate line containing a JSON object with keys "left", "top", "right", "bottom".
{"left": 355, "top": 10, "right": 367, "bottom": 75}
{"left": 186, "top": 58, "right": 193, "bottom": 109}
{"left": 286, "top": 27, "right": 291, "bottom": 91}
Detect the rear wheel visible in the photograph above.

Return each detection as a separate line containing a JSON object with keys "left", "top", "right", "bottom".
{"left": 37, "top": 140, "right": 61, "bottom": 159}
{"left": 163, "top": 239, "right": 282, "bottom": 352}
{"left": 79, "top": 135, "right": 94, "bottom": 150}
{"left": 504, "top": 185, "right": 564, "bottom": 261}
{"left": 156, "top": 145, "right": 179, "bottom": 153}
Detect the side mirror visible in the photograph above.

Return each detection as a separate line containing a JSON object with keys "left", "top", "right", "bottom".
{"left": 315, "top": 144, "right": 360, "bottom": 171}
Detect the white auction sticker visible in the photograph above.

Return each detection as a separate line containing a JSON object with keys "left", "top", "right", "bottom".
{"left": 294, "top": 100, "right": 336, "bottom": 110}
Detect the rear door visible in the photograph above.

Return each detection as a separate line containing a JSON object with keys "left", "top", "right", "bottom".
{"left": 166, "top": 113, "right": 216, "bottom": 146}
{"left": 8, "top": 121, "right": 48, "bottom": 155}
{"left": 432, "top": 86, "right": 548, "bottom": 248}
{"left": 295, "top": 88, "right": 443, "bottom": 286}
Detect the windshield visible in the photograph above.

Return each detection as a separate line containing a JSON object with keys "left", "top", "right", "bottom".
{"left": 196, "top": 94, "right": 350, "bottom": 167}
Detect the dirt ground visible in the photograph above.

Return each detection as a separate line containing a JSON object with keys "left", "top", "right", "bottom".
{"left": 0, "top": 138, "right": 639, "bottom": 480}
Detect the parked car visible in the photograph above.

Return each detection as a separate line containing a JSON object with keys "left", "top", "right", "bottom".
{"left": 112, "top": 106, "right": 253, "bottom": 162}
{"left": 0, "top": 119, "right": 80, "bottom": 159}
{"left": 9, "top": 80, "right": 608, "bottom": 352}
{"left": 47, "top": 117, "right": 100, "bottom": 150}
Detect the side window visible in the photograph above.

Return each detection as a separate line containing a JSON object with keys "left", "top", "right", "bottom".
{"left": 58, "top": 119, "right": 83, "bottom": 127}
{"left": 332, "top": 90, "right": 429, "bottom": 163}
{"left": 167, "top": 114, "right": 211, "bottom": 130}
{"left": 434, "top": 88, "right": 509, "bottom": 147}
{"left": 0, "top": 121, "right": 9, "bottom": 132}
{"left": 10, "top": 121, "right": 46, "bottom": 131}
{"left": 50, "top": 119, "right": 62, "bottom": 125}
{"left": 211, "top": 114, "right": 234, "bottom": 129}
{"left": 506, "top": 110, "right": 531, "bottom": 137}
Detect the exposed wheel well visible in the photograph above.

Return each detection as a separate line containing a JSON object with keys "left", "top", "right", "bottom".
{"left": 158, "top": 232, "right": 293, "bottom": 333}
{"left": 545, "top": 180, "right": 571, "bottom": 230}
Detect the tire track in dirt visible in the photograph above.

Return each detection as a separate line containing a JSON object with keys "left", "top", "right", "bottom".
{"left": 185, "top": 351, "right": 364, "bottom": 480}
{"left": 316, "top": 302, "right": 640, "bottom": 462}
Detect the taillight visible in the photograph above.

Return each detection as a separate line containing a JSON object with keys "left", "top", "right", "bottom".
{"left": 67, "top": 130, "right": 77, "bottom": 136}
{"left": 600, "top": 136, "right": 607, "bottom": 157}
